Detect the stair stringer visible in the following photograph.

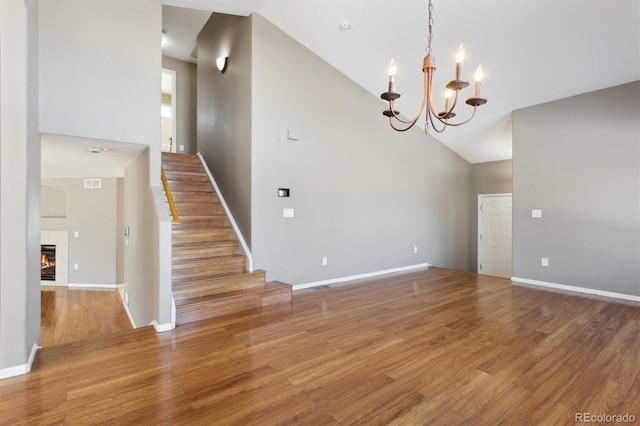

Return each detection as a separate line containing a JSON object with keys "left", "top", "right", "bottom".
{"left": 196, "top": 152, "right": 253, "bottom": 272}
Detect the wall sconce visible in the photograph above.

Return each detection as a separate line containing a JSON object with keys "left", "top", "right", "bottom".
{"left": 216, "top": 56, "right": 228, "bottom": 74}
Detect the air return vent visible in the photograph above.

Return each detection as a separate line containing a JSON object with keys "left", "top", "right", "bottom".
{"left": 84, "top": 178, "right": 102, "bottom": 189}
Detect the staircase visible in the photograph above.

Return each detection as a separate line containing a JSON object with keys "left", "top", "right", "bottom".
{"left": 162, "top": 152, "right": 291, "bottom": 325}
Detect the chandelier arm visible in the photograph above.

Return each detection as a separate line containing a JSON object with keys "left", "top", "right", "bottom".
{"left": 390, "top": 117, "right": 421, "bottom": 132}
{"left": 433, "top": 107, "right": 478, "bottom": 127}
{"left": 425, "top": 69, "right": 459, "bottom": 128}
{"left": 424, "top": 70, "right": 448, "bottom": 133}
{"left": 426, "top": 107, "right": 448, "bottom": 133}
{"left": 388, "top": 71, "right": 430, "bottom": 126}
{"left": 388, "top": 102, "right": 418, "bottom": 125}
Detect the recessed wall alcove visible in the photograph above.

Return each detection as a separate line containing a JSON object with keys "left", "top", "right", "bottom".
{"left": 41, "top": 231, "right": 68, "bottom": 286}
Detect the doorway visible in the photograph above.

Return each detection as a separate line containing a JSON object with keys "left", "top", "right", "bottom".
{"left": 161, "top": 68, "right": 177, "bottom": 153}
{"left": 478, "top": 194, "right": 512, "bottom": 278}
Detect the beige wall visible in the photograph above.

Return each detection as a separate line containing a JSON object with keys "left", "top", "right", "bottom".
{"left": 469, "top": 160, "right": 513, "bottom": 272}
{"left": 197, "top": 13, "right": 253, "bottom": 246}
{"left": 41, "top": 178, "right": 119, "bottom": 285}
{"left": 0, "top": 0, "right": 41, "bottom": 376}
{"left": 162, "top": 56, "right": 197, "bottom": 154}
{"left": 513, "top": 82, "right": 640, "bottom": 296}
{"left": 250, "top": 14, "right": 472, "bottom": 285}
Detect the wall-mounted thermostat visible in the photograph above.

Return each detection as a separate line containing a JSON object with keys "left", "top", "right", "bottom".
{"left": 278, "top": 188, "right": 290, "bottom": 197}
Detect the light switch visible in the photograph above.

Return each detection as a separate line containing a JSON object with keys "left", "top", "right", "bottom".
{"left": 74, "top": 231, "right": 79, "bottom": 238}
{"left": 283, "top": 208, "right": 295, "bottom": 218}
{"left": 532, "top": 209, "right": 542, "bottom": 218}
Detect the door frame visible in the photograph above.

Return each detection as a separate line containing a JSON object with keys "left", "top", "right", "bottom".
{"left": 161, "top": 68, "right": 177, "bottom": 153}
{"left": 477, "top": 193, "right": 512, "bottom": 275}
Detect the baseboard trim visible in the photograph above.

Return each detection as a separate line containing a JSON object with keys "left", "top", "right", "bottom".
{"left": 121, "top": 298, "right": 137, "bottom": 329}
{"left": 0, "top": 343, "right": 40, "bottom": 379}
{"left": 151, "top": 320, "right": 174, "bottom": 333}
{"left": 511, "top": 277, "right": 640, "bottom": 302}
{"left": 68, "top": 283, "right": 117, "bottom": 290}
{"left": 197, "top": 152, "right": 254, "bottom": 272}
{"left": 293, "top": 263, "right": 430, "bottom": 291}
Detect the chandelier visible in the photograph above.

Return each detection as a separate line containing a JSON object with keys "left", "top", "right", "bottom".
{"left": 381, "top": 0, "right": 487, "bottom": 133}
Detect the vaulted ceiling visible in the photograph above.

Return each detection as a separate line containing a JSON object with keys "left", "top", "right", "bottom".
{"left": 163, "top": 0, "right": 640, "bottom": 164}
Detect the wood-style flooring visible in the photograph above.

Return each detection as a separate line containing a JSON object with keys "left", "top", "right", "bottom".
{"left": 2, "top": 268, "right": 639, "bottom": 424}
{"left": 41, "top": 286, "right": 132, "bottom": 347}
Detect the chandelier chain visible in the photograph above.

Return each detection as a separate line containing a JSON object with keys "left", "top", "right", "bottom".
{"left": 427, "top": 0, "right": 433, "bottom": 55}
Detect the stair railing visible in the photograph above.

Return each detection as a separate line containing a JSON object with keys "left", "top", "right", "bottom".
{"left": 161, "top": 166, "right": 181, "bottom": 225}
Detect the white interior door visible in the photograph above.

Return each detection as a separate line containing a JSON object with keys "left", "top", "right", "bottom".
{"left": 478, "top": 194, "right": 512, "bottom": 278}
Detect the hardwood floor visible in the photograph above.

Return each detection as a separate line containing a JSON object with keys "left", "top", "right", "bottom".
{"left": 41, "top": 286, "right": 132, "bottom": 347}
{"left": 3, "top": 268, "right": 639, "bottom": 424}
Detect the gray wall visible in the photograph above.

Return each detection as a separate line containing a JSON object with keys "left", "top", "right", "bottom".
{"left": 0, "top": 0, "right": 40, "bottom": 374}
{"left": 123, "top": 151, "right": 155, "bottom": 326}
{"left": 251, "top": 14, "right": 472, "bottom": 284}
{"left": 513, "top": 81, "right": 640, "bottom": 296}
{"left": 162, "top": 56, "right": 197, "bottom": 154}
{"left": 39, "top": 0, "right": 162, "bottom": 184}
{"left": 197, "top": 13, "right": 253, "bottom": 246}
{"left": 41, "top": 179, "right": 119, "bottom": 285}
{"left": 469, "top": 159, "right": 513, "bottom": 271}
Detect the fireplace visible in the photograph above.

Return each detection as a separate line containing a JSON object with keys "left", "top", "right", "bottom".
{"left": 41, "top": 231, "right": 68, "bottom": 286}
{"left": 41, "top": 245, "right": 56, "bottom": 281}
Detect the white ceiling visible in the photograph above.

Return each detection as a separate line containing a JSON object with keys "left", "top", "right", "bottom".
{"left": 42, "top": 134, "right": 147, "bottom": 179}
{"left": 162, "top": 0, "right": 640, "bottom": 164}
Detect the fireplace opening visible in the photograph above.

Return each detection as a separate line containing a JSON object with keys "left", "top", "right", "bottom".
{"left": 41, "top": 244, "right": 56, "bottom": 281}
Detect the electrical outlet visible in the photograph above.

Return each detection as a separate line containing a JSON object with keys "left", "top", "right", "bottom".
{"left": 74, "top": 263, "right": 79, "bottom": 270}
{"left": 414, "top": 246, "right": 418, "bottom": 254}
{"left": 322, "top": 256, "right": 328, "bottom": 266}
{"left": 541, "top": 257, "right": 549, "bottom": 267}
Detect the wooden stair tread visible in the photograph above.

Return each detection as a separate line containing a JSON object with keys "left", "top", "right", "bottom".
{"left": 162, "top": 153, "right": 290, "bottom": 325}
{"left": 172, "top": 269, "right": 266, "bottom": 289}
{"left": 174, "top": 282, "right": 291, "bottom": 307}
{"left": 172, "top": 239, "right": 238, "bottom": 247}
{"left": 173, "top": 225, "right": 232, "bottom": 232}
{"left": 173, "top": 270, "right": 251, "bottom": 285}
{"left": 172, "top": 253, "right": 245, "bottom": 265}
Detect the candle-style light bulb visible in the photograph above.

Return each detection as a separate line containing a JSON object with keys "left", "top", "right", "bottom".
{"left": 388, "top": 60, "right": 397, "bottom": 77}
{"left": 387, "top": 60, "right": 397, "bottom": 92}
{"left": 456, "top": 44, "right": 465, "bottom": 63}
{"left": 444, "top": 89, "right": 453, "bottom": 111}
{"left": 455, "top": 44, "right": 465, "bottom": 80}
{"left": 474, "top": 65, "right": 484, "bottom": 97}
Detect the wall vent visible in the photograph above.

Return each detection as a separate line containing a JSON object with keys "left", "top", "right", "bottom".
{"left": 84, "top": 178, "right": 102, "bottom": 189}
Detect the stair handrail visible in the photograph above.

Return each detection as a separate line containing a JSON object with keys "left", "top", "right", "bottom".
{"left": 196, "top": 152, "right": 253, "bottom": 272}
{"left": 161, "top": 166, "right": 181, "bottom": 225}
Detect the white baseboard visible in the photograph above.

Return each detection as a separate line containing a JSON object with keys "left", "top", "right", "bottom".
{"left": 511, "top": 277, "right": 640, "bottom": 302}
{"left": 293, "top": 263, "right": 430, "bottom": 291}
{"left": 121, "top": 298, "right": 136, "bottom": 329}
{"left": 68, "top": 283, "right": 117, "bottom": 290}
{"left": 0, "top": 343, "right": 40, "bottom": 379}
{"left": 151, "top": 320, "right": 174, "bottom": 333}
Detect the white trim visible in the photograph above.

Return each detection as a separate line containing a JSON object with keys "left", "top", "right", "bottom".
{"left": 293, "top": 263, "right": 431, "bottom": 291}
{"left": 161, "top": 68, "right": 177, "bottom": 153}
{"left": 196, "top": 152, "right": 253, "bottom": 272}
{"left": 0, "top": 343, "right": 40, "bottom": 379}
{"left": 121, "top": 298, "right": 137, "bottom": 328}
{"left": 151, "top": 320, "right": 174, "bottom": 333}
{"left": 68, "top": 283, "right": 117, "bottom": 290}
{"left": 511, "top": 277, "right": 640, "bottom": 302}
